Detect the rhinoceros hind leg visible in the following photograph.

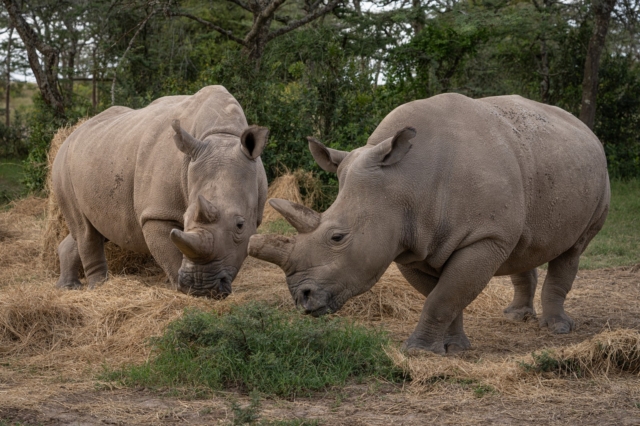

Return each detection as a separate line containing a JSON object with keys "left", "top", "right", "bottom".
{"left": 56, "top": 234, "right": 83, "bottom": 290}
{"left": 504, "top": 269, "right": 538, "bottom": 322}
{"left": 539, "top": 247, "right": 579, "bottom": 334}
{"left": 76, "top": 224, "right": 108, "bottom": 289}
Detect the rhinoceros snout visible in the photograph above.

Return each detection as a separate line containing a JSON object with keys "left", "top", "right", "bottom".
{"left": 177, "top": 265, "right": 236, "bottom": 299}
{"left": 295, "top": 284, "right": 331, "bottom": 317}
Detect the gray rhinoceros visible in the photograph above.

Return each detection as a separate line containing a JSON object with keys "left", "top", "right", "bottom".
{"left": 248, "top": 93, "right": 610, "bottom": 354}
{"left": 53, "top": 85, "right": 268, "bottom": 298}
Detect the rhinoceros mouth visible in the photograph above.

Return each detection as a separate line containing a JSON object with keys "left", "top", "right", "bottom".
{"left": 177, "top": 266, "right": 237, "bottom": 299}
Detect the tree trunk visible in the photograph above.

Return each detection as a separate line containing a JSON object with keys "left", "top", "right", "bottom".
{"left": 5, "top": 25, "right": 13, "bottom": 127}
{"left": 412, "top": 0, "right": 424, "bottom": 35}
{"left": 2, "top": 0, "right": 66, "bottom": 117}
{"left": 580, "top": 0, "right": 618, "bottom": 129}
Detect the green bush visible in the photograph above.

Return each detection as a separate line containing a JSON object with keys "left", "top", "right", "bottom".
{"left": 101, "top": 303, "right": 406, "bottom": 398}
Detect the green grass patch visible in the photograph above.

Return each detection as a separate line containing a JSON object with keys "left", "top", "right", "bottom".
{"left": 580, "top": 179, "right": 640, "bottom": 269}
{"left": 259, "top": 219, "right": 296, "bottom": 236}
{"left": 518, "top": 350, "right": 583, "bottom": 377}
{"left": 100, "top": 303, "right": 406, "bottom": 398}
{"left": 0, "top": 159, "right": 25, "bottom": 205}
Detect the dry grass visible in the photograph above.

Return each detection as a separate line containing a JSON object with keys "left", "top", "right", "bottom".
{"left": 41, "top": 120, "right": 155, "bottom": 276}
{"left": 262, "top": 169, "right": 322, "bottom": 224}
{"left": 1, "top": 194, "right": 640, "bottom": 423}
{"left": 559, "top": 328, "right": 640, "bottom": 375}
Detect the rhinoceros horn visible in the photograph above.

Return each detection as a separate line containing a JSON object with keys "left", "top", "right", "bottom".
{"left": 172, "top": 119, "right": 207, "bottom": 160}
{"left": 307, "top": 137, "right": 348, "bottom": 173}
{"left": 170, "top": 229, "right": 210, "bottom": 259}
{"left": 269, "top": 199, "right": 320, "bottom": 234}
{"left": 248, "top": 234, "right": 294, "bottom": 268}
{"left": 195, "top": 195, "right": 218, "bottom": 223}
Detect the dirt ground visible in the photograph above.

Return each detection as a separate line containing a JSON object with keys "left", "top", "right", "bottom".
{"left": 0, "top": 198, "right": 639, "bottom": 425}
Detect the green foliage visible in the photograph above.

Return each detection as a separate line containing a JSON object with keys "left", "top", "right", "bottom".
{"left": 258, "top": 219, "right": 296, "bottom": 236}
{"left": 473, "top": 384, "right": 496, "bottom": 398}
{"left": 0, "top": 112, "right": 27, "bottom": 158}
{"left": 0, "top": 159, "right": 25, "bottom": 205}
{"left": 580, "top": 179, "right": 640, "bottom": 269}
{"left": 101, "top": 303, "right": 406, "bottom": 398}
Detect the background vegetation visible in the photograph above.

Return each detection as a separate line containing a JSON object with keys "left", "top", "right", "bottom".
{"left": 0, "top": 0, "right": 638, "bottom": 198}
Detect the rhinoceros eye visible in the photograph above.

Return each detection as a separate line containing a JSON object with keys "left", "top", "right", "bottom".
{"left": 236, "top": 218, "right": 245, "bottom": 232}
{"left": 331, "top": 233, "right": 344, "bottom": 242}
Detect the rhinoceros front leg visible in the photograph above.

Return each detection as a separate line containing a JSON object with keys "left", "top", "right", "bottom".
{"left": 402, "top": 240, "right": 506, "bottom": 355}
{"left": 397, "top": 264, "right": 470, "bottom": 354}
{"left": 503, "top": 269, "right": 538, "bottom": 322}
{"left": 142, "top": 220, "right": 183, "bottom": 289}
{"left": 56, "top": 234, "right": 83, "bottom": 289}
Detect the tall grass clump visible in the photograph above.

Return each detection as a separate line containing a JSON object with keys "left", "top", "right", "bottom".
{"left": 102, "top": 303, "right": 406, "bottom": 397}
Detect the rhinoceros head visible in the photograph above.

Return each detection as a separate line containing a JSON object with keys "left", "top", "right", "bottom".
{"left": 170, "top": 119, "right": 269, "bottom": 298}
{"left": 248, "top": 127, "right": 416, "bottom": 315}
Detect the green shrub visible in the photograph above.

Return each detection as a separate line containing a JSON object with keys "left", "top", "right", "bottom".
{"left": 101, "top": 303, "right": 406, "bottom": 398}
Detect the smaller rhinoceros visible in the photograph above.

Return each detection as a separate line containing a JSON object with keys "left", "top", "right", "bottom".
{"left": 248, "top": 93, "right": 610, "bottom": 354}
{"left": 52, "top": 85, "right": 268, "bottom": 298}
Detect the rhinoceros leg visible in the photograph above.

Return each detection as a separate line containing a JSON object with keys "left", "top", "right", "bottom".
{"left": 539, "top": 247, "right": 579, "bottom": 334}
{"left": 56, "top": 234, "right": 83, "bottom": 289}
{"left": 142, "top": 220, "right": 183, "bottom": 289}
{"left": 76, "top": 223, "right": 108, "bottom": 289}
{"left": 503, "top": 269, "right": 538, "bottom": 322}
{"left": 400, "top": 240, "right": 503, "bottom": 355}
{"left": 397, "top": 264, "right": 471, "bottom": 354}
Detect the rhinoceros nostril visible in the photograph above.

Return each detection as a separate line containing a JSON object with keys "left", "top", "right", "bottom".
{"left": 302, "top": 289, "right": 311, "bottom": 303}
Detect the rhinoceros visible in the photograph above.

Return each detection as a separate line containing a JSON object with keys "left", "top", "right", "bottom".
{"left": 53, "top": 85, "right": 268, "bottom": 298}
{"left": 248, "top": 93, "right": 610, "bottom": 354}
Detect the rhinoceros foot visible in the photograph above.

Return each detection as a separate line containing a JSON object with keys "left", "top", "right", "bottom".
{"left": 539, "top": 313, "right": 575, "bottom": 334}
{"left": 444, "top": 332, "right": 471, "bottom": 354}
{"left": 402, "top": 335, "right": 446, "bottom": 356}
{"left": 56, "top": 278, "right": 83, "bottom": 290}
{"left": 503, "top": 305, "right": 537, "bottom": 322}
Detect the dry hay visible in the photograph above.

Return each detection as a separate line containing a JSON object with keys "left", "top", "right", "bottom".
{"left": 558, "top": 328, "right": 640, "bottom": 375}
{"left": 0, "top": 278, "right": 214, "bottom": 368}
{"left": 262, "top": 169, "right": 321, "bottom": 224}
{"left": 41, "top": 119, "right": 155, "bottom": 276}
{"left": 340, "top": 264, "right": 424, "bottom": 321}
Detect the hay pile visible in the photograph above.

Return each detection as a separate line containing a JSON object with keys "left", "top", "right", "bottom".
{"left": 0, "top": 278, "right": 214, "bottom": 369}
{"left": 559, "top": 329, "right": 640, "bottom": 375}
{"left": 262, "top": 169, "right": 321, "bottom": 224}
{"left": 41, "top": 120, "right": 155, "bottom": 276}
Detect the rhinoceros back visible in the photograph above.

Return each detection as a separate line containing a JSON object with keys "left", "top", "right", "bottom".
{"left": 52, "top": 85, "right": 248, "bottom": 253}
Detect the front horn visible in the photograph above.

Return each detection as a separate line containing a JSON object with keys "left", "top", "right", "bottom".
{"left": 170, "top": 229, "right": 210, "bottom": 259}
{"left": 248, "top": 234, "right": 294, "bottom": 268}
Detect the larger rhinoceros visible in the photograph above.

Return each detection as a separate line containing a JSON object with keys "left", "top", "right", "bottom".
{"left": 249, "top": 93, "right": 610, "bottom": 354}
{"left": 53, "top": 85, "right": 269, "bottom": 298}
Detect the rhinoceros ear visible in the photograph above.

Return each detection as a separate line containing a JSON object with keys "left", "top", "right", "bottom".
{"left": 269, "top": 199, "right": 320, "bottom": 234}
{"left": 240, "top": 125, "right": 269, "bottom": 160}
{"left": 307, "top": 137, "right": 348, "bottom": 173}
{"left": 172, "top": 119, "right": 207, "bottom": 161}
{"left": 369, "top": 127, "right": 416, "bottom": 167}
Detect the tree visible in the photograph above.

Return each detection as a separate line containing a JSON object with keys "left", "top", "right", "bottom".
{"left": 169, "top": 0, "right": 342, "bottom": 67}
{"left": 2, "top": 0, "right": 66, "bottom": 116}
{"left": 580, "top": 0, "right": 618, "bottom": 129}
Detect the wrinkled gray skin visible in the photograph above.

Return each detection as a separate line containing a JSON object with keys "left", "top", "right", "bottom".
{"left": 53, "top": 85, "right": 268, "bottom": 298}
{"left": 249, "top": 94, "right": 610, "bottom": 354}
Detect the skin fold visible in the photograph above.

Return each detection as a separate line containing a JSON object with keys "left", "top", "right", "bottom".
{"left": 249, "top": 93, "right": 610, "bottom": 355}
{"left": 53, "top": 85, "right": 268, "bottom": 298}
